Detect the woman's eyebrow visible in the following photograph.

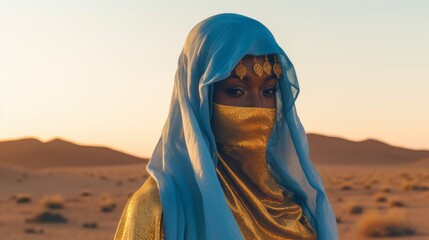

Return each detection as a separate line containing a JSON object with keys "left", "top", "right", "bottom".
{"left": 265, "top": 74, "right": 276, "bottom": 81}
{"left": 229, "top": 73, "right": 243, "bottom": 80}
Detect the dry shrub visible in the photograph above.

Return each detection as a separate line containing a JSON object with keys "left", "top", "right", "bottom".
{"left": 401, "top": 181, "right": 429, "bottom": 191}
{"left": 81, "top": 189, "right": 91, "bottom": 197}
{"left": 40, "top": 194, "right": 65, "bottom": 209}
{"left": 24, "top": 227, "right": 44, "bottom": 234}
{"left": 83, "top": 222, "right": 98, "bottom": 229}
{"left": 99, "top": 175, "right": 109, "bottom": 180}
{"left": 15, "top": 193, "right": 32, "bottom": 204}
{"left": 26, "top": 211, "right": 68, "bottom": 223}
{"left": 374, "top": 193, "right": 388, "bottom": 203}
{"left": 389, "top": 198, "right": 405, "bottom": 208}
{"left": 364, "top": 184, "right": 372, "bottom": 190}
{"left": 357, "top": 209, "right": 415, "bottom": 237}
{"left": 100, "top": 196, "right": 116, "bottom": 213}
{"left": 380, "top": 186, "right": 392, "bottom": 193}
{"left": 345, "top": 201, "right": 364, "bottom": 215}
{"left": 340, "top": 183, "right": 352, "bottom": 191}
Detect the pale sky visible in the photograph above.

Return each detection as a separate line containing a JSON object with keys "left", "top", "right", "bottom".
{"left": 1, "top": 0, "right": 428, "bottom": 158}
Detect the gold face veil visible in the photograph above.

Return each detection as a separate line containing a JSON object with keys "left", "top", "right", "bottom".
{"left": 211, "top": 103, "right": 276, "bottom": 158}
{"left": 211, "top": 103, "right": 317, "bottom": 239}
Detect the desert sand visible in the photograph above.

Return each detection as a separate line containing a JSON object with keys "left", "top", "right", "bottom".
{"left": 1, "top": 135, "right": 428, "bottom": 239}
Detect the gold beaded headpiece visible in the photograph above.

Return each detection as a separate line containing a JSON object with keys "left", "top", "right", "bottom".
{"left": 234, "top": 54, "right": 283, "bottom": 80}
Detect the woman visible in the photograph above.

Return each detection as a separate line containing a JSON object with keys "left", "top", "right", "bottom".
{"left": 114, "top": 13, "right": 338, "bottom": 240}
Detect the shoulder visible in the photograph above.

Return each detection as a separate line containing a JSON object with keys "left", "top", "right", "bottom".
{"left": 130, "top": 175, "right": 163, "bottom": 211}
{"left": 114, "top": 176, "right": 164, "bottom": 240}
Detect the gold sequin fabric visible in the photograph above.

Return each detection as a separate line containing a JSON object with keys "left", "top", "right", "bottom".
{"left": 114, "top": 176, "right": 165, "bottom": 240}
{"left": 212, "top": 103, "right": 317, "bottom": 240}
{"left": 113, "top": 103, "right": 317, "bottom": 239}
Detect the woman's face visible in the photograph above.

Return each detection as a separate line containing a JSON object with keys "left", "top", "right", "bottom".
{"left": 213, "top": 55, "right": 278, "bottom": 108}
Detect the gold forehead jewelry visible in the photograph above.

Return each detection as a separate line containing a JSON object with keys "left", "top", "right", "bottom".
{"left": 263, "top": 55, "right": 272, "bottom": 75}
{"left": 253, "top": 56, "right": 263, "bottom": 77}
{"left": 273, "top": 55, "right": 283, "bottom": 78}
{"left": 235, "top": 60, "right": 247, "bottom": 80}
{"left": 234, "top": 54, "right": 282, "bottom": 80}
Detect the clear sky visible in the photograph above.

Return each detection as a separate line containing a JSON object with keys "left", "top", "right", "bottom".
{"left": 1, "top": 0, "right": 428, "bottom": 158}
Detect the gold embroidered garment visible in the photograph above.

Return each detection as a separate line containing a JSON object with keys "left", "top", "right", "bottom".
{"left": 114, "top": 176, "right": 165, "bottom": 240}
{"left": 114, "top": 103, "right": 317, "bottom": 239}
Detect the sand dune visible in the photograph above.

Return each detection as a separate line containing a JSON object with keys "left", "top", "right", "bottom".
{"left": 308, "top": 133, "right": 429, "bottom": 165}
{"left": 0, "top": 137, "right": 147, "bottom": 169}
{"left": 2, "top": 135, "right": 428, "bottom": 169}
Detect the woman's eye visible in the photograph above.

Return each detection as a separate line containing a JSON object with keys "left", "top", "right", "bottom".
{"left": 227, "top": 88, "right": 244, "bottom": 97}
{"left": 263, "top": 87, "right": 277, "bottom": 96}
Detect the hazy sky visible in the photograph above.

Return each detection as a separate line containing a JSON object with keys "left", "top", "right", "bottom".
{"left": 1, "top": 0, "right": 428, "bottom": 158}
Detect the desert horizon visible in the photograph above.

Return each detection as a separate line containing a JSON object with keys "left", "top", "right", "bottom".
{"left": 1, "top": 133, "right": 428, "bottom": 239}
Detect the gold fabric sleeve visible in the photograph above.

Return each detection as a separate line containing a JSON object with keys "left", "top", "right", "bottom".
{"left": 114, "top": 176, "right": 165, "bottom": 240}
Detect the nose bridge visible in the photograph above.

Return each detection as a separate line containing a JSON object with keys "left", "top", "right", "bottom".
{"left": 249, "top": 91, "right": 265, "bottom": 108}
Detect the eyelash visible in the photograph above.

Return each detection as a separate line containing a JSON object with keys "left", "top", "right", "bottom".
{"left": 263, "top": 87, "right": 277, "bottom": 97}
{"left": 226, "top": 87, "right": 278, "bottom": 97}
{"left": 227, "top": 88, "right": 244, "bottom": 97}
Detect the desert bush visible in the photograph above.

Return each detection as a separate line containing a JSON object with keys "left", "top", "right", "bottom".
{"left": 340, "top": 183, "right": 352, "bottom": 191}
{"left": 401, "top": 181, "right": 429, "bottom": 191}
{"left": 99, "top": 175, "right": 109, "bottom": 180}
{"left": 26, "top": 211, "right": 68, "bottom": 223}
{"left": 100, "top": 196, "right": 116, "bottom": 213}
{"left": 389, "top": 198, "right": 405, "bottom": 208}
{"left": 345, "top": 201, "right": 364, "bottom": 215}
{"left": 40, "top": 194, "right": 65, "bottom": 209}
{"left": 83, "top": 222, "right": 98, "bottom": 229}
{"left": 15, "top": 193, "right": 32, "bottom": 204}
{"left": 357, "top": 210, "right": 416, "bottom": 237}
{"left": 24, "top": 227, "right": 44, "bottom": 234}
{"left": 374, "top": 193, "right": 388, "bottom": 203}
{"left": 80, "top": 189, "right": 91, "bottom": 197}
{"left": 380, "top": 186, "right": 392, "bottom": 193}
